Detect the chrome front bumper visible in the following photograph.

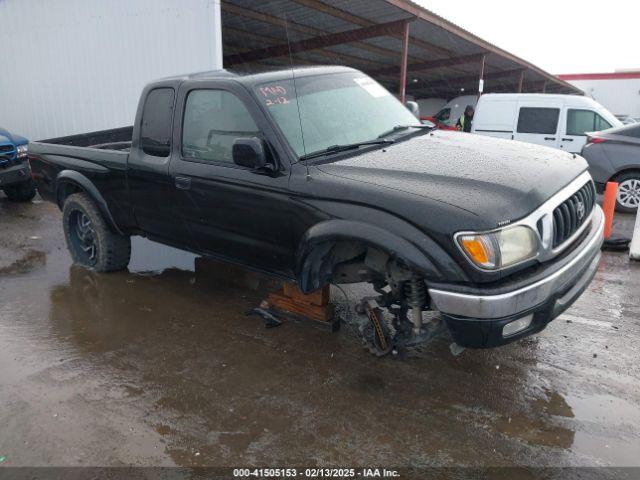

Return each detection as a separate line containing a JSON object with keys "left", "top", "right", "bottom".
{"left": 429, "top": 205, "right": 604, "bottom": 320}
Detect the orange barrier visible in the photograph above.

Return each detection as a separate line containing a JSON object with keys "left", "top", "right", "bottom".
{"left": 602, "top": 182, "right": 618, "bottom": 239}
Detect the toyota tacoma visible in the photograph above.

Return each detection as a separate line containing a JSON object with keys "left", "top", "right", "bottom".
{"left": 29, "top": 67, "right": 604, "bottom": 355}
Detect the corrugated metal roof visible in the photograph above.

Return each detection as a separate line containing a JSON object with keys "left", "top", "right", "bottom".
{"left": 222, "top": 0, "right": 582, "bottom": 98}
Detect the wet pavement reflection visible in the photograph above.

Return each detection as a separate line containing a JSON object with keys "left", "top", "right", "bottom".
{"left": 1, "top": 199, "right": 639, "bottom": 468}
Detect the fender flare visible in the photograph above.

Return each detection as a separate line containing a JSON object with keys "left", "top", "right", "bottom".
{"left": 295, "top": 219, "right": 442, "bottom": 293}
{"left": 55, "top": 170, "right": 123, "bottom": 234}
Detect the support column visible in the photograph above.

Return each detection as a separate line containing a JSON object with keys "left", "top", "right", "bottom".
{"left": 399, "top": 21, "right": 410, "bottom": 103}
{"left": 517, "top": 70, "right": 525, "bottom": 93}
{"left": 477, "top": 54, "right": 486, "bottom": 98}
{"left": 542, "top": 81, "right": 547, "bottom": 93}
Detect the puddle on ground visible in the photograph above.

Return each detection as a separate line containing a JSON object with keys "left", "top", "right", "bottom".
{"left": 566, "top": 393, "right": 640, "bottom": 427}
{"left": 495, "top": 413, "right": 575, "bottom": 449}
{"left": 2, "top": 207, "right": 640, "bottom": 467}
{"left": 565, "top": 392, "right": 640, "bottom": 466}
{"left": 494, "top": 389, "right": 575, "bottom": 449}
{"left": 128, "top": 236, "right": 199, "bottom": 273}
{"left": 0, "top": 249, "right": 46, "bottom": 275}
{"left": 48, "top": 257, "right": 280, "bottom": 354}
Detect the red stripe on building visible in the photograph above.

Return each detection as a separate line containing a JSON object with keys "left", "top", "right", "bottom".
{"left": 558, "top": 72, "right": 640, "bottom": 81}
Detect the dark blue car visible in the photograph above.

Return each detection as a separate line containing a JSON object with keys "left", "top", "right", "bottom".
{"left": 0, "top": 127, "right": 36, "bottom": 202}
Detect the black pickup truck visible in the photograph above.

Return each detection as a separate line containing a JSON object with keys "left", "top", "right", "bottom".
{"left": 30, "top": 66, "right": 604, "bottom": 354}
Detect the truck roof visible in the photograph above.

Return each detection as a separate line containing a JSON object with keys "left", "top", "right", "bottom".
{"left": 149, "top": 65, "right": 358, "bottom": 89}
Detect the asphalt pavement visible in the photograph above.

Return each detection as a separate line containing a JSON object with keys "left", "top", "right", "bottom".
{"left": 1, "top": 194, "right": 639, "bottom": 476}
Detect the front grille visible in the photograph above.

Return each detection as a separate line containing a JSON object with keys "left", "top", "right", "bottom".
{"left": 552, "top": 181, "right": 596, "bottom": 248}
{"left": 0, "top": 145, "right": 16, "bottom": 166}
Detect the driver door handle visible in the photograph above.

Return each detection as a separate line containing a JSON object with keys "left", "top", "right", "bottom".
{"left": 562, "top": 138, "right": 574, "bottom": 142}
{"left": 174, "top": 176, "right": 191, "bottom": 190}
{"left": 544, "top": 137, "right": 556, "bottom": 141}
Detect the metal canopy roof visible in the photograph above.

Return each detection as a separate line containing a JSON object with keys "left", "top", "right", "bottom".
{"left": 221, "top": 0, "right": 582, "bottom": 99}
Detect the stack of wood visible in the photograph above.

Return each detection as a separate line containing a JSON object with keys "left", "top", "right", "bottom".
{"left": 267, "top": 283, "right": 338, "bottom": 331}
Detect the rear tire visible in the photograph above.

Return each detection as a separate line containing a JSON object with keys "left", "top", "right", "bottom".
{"left": 614, "top": 171, "right": 640, "bottom": 213}
{"left": 3, "top": 180, "right": 36, "bottom": 202}
{"left": 62, "top": 193, "right": 131, "bottom": 272}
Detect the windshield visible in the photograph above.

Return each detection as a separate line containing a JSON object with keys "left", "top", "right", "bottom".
{"left": 254, "top": 72, "right": 421, "bottom": 158}
{"left": 590, "top": 101, "right": 623, "bottom": 129}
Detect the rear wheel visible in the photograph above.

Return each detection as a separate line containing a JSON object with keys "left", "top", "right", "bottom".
{"left": 615, "top": 171, "right": 640, "bottom": 213}
{"left": 3, "top": 180, "right": 36, "bottom": 202}
{"left": 62, "top": 193, "right": 131, "bottom": 272}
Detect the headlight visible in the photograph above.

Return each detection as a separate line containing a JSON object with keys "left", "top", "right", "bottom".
{"left": 457, "top": 225, "right": 538, "bottom": 270}
{"left": 16, "top": 144, "right": 28, "bottom": 158}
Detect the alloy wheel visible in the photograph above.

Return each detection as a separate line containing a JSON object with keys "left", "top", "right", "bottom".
{"left": 617, "top": 178, "right": 640, "bottom": 209}
{"left": 69, "top": 210, "right": 98, "bottom": 265}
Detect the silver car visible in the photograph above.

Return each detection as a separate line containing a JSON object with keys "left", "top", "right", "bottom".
{"left": 581, "top": 123, "right": 640, "bottom": 212}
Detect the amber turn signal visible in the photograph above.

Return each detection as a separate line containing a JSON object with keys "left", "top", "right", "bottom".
{"left": 459, "top": 235, "right": 496, "bottom": 269}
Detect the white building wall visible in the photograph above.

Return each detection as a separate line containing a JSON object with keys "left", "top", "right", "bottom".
{"left": 0, "top": 0, "right": 222, "bottom": 140}
{"left": 567, "top": 78, "right": 640, "bottom": 119}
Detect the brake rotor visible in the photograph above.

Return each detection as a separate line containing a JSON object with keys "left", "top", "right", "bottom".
{"left": 360, "top": 303, "right": 395, "bottom": 357}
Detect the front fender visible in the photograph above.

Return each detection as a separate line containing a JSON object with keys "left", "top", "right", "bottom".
{"left": 56, "top": 170, "right": 123, "bottom": 234}
{"left": 295, "top": 219, "right": 452, "bottom": 293}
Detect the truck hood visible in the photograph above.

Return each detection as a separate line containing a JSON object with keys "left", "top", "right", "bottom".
{"left": 0, "top": 134, "right": 11, "bottom": 146}
{"left": 316, "top": 130, "right": 588, "bottom": 228}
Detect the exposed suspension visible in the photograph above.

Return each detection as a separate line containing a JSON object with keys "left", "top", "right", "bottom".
{"left": 359, "top": 265, "right": 442, "bottom": 357}
{"left": 404, "top": 276, "right": 427, "bottom": 335}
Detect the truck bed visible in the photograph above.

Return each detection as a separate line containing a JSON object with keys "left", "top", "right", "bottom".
{"left": 39, "top": 126, "right": 133, "bottom": 151}
{"left": 29, "top": 127, "right": 132, "bottom": 216}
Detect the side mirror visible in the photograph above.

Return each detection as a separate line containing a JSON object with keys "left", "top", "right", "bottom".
{"left": 405, "top": 101, "right": 420, "bottom": 119}
{"left": 232, "top": 137, "right": 267, "bottom": 170}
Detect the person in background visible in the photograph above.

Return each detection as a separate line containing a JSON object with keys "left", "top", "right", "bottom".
{"left": 456, "top": 105, "right": 474, "bottom": 133}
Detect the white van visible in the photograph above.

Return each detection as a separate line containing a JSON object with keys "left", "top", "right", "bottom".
{"left": 471, "top": 94, "right": 622, "bottom": 154}
{"left": 425, "top": 94, "right": 477, "bottom": 129}
{"left": 415, "top": 97, "right": 447, "bottom": 117}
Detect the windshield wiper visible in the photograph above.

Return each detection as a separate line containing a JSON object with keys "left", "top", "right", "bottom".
{"left": 377, "top": 124, "right": 434, "bottom": 139}
{"left": 299, "top": 139, "right": 395, "bottom": 161}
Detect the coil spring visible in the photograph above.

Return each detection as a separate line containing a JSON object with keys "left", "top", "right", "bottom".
{"left": 404, "top": 277, "right": 427, "bottom": 309}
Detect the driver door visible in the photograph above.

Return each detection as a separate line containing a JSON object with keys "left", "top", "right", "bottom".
{"left": 167, "top": 81, "right": 295, "bottom": 277}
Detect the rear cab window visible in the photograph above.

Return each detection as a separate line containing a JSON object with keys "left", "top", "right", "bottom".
{"left": 140, "top": 88, "right": 175, "bottom": 157}
{"left": 517, "top": 107, "right": 560, "bottom": 134}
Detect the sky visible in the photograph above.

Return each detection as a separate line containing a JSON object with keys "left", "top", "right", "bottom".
{"left": 415, "top": 0, "right": 638, "bottom": 75}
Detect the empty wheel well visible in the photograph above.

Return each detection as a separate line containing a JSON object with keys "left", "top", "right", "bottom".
{"left": 298, "top": 240, "right": 387, "bottom": 292}
{"left": 298, "top": 240, "right": 420, "bottom": 293}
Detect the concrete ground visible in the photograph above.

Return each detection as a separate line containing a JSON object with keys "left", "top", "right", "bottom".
{"left": 1, "top": 194, "right": 639, "bottom": 475}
